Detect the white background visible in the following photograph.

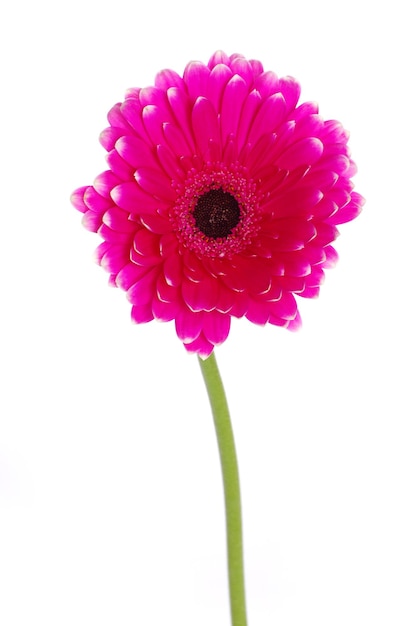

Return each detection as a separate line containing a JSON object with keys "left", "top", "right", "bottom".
{"left": 1, "top": 1, "right": 414, "bottom": 625}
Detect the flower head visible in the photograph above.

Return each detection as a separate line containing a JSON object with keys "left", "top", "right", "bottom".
{"left": 71, "top": 51, "right": 364, "bottom": 357}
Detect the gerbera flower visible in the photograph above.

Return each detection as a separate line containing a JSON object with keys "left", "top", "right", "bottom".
{"left": 71, "top": 51, "right": 364, "bottom": 358}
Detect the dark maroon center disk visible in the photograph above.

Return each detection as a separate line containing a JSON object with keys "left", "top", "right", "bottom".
{"left": 193, "top": 188, "right": 241, "bottom": 239}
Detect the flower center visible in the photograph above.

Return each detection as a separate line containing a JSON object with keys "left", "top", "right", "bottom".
{"left": 193, "top": 189, "right": 241, "bottom": 239}
{"left": 171, "top": 163, "right": 261, "bottom": 259}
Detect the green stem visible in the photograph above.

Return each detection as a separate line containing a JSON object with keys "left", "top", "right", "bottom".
{"left": 198, "top": 352, "right": 248, "bottom": 626}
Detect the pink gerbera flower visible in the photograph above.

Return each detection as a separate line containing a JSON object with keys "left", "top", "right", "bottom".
{"left": 71, "top": 51, "right": 364, "bottom": 358}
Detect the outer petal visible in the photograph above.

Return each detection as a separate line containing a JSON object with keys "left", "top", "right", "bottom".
{"left": 155, "top": 69, "right": 184, "bottom": 90}
{"left": 115, "top": 135, "right": 159, "bottom": 170}
{"left": 166, "top": 88, "right": 195, "bottom": 152}
{"left": 183, "top": 61, "right": 210, "bottom": 101}
{"left": 327, "top": 191, "right": 365, "bottom": 224}
{"left": 175, "top": 308, "right": 204, "bottom": 343}
{"left": 276, "top": 137, "right": 324, "bottom": 170}
{"left": 183, "top": 333, "right": 214, "bottom": 359}
{"left": 111, "top": 182, "right": 169, "bottom": 215}
{"left": 236, "top": 89, "right": 262, "bottom": 154}
{"left": 279, "top": 76, "right": 301, "bottom": 112}
{"left": 182, "top": 276, "right": 219, "bottom": 312}
{"left": 192, "top": 96, "right": 221, "bottom": 157}
{"left": 202, "top": 311, "right": 231, "bottom": 344}
{"left": 71, "top": 187, "right": 89, "bottom": 213}
{"left": 248, "top": 93, "right": 286, "bottom": 147}
{"left": 220, "top": 74, "right": 249, "bottom": 144}
{"left": 207, "top": 63, "right": 233, "bottom": 112}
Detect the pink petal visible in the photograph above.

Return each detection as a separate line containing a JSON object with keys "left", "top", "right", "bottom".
{"left": 124, "top": 87, "right": 140, "bottom": 99}
{"left": 166, "top": 87, "right": 195, "bottom": 152}
{"left": 175, "top": 308, "right": 204, "bottom": 343}
{"left": 299, "top": 285, "right": 320, "bottom": 298}
{"left": 222, "top": 257, "right": 271, "bottom": 295}
{"left": 253, "top": 70, "right": 280, "bottom": 98}
{"left": 71, "top": 187, "right": 88, "bottom": 213}
{"left": 228, "top": 291, "right": 249, "bottom": 318}
{"left": 327, "top": 191, "right": 364, "bottom": 224}
{"left": 182, "top": 250, "right": 207, "bottom": 282}
{"left": 98, "top": 223, "right": 130, "bottom": 244}
{"left": 84, "top": 186, "right": 113, "bottom": 213}
{"left": 220, "top": 74, "right": 249, "bottom": 144}
{"left": 243, "top": 132, "right": 278, "bottom": 174}
{"left": 311, "top": 223, "right": 339, "bottom": 247}
{"left": 289, "top": 101, "right": 319, "bottom": 122}
{"left": 182, "top": 276, "right": 219, "bottom": 312}
{"left": 303, "top": 267, "right": 325, "bottom": 289}
{"left": 131, "top": 302, "right": 154, "bottom": 324}
{"left": 202, "top": 311, "right": 231, "bottom": 344}
{"left": 183, "top": 61, "right": 210, "bottom": 101}
{"left": 236, "top": 89, "right": 262, "bottom": 154}
{"left": 119, "top": 99, "right": 148, "bottom": 140}
{"left": 94, "top": 241, "right": 111, "bottom": 264}
{"left": 142, "top": 104, "right": 165, "bottom": 145}
{"left": 155, "top": 69, "right": 185, "bottom": 90}
{"left": 322, "top": 119, "right": 349, "bottom": 143}
{"left": 297, "top": 168, "right": 338, "bottom": 191}
{"left": 156, "top": 144, "right": 184, "bottom": 181}
{"left": 277, "top": 137, "right": 324, "bottom": 170}
{"left": 81, "top": 211, "right": 102, "bottom": 232}
{"left": 140, "top": 212, "right": 172, "bottom": 235}
{"left": 115, "top": 135, "right": 159, "bottom": 170}
{"left": 159, "top": 232, "right": 179, "bottom": 257}
{"left": 100, "top": 244, "right": 129, "bottom": 273}
{"left": 115, "top": 263, "right": 150, "bottom": 290}
{"left": 260, "top": 278, "right": 283, "bottom": 302}
{"left": 269, "top": 292, "right": 298, "bottom": 320}
{"left": 107, "top": 102, "right": 131, "bottom": 130}
{"left": 139, "top": 86, "right": 168, "bottom": 109}
{"left": 192, "top": 96, "right": 220, "bottom": 157}
{"left": 287, "top": 311, "right": 302, "bottom": 330}
{"left": 248, "top": 93, "right": 287, "bottom": 147}
{"left": 162, "top": 122, "right": 193, "bottom": 159}
{"left": 322, "top": 245, "right": 338, "bottom": 268}
{"left": 245, "top": 299, "right": 270, "bottom": 325}
{"left": 106, "top": 149, "right": 133, "bottom": 180}
{"left": 152, "top": 296, "right": 180, "bottom": 322}
{"left": 93, "top": 171, "right": 121, "bottom": 198}
{"left": 222, "top": 134, "right": 237, "bottom": 165}
{"left": 134, "top": 167, "right": 175, "bottom": 201}
{"left": 318, "top": 153, "right": 350, "bottom": 175}
{"left": 274, "top": 273, "right": 304, "bottom": 292}
{"left": 130, "top": 246, "right": 162, "bottom": 268}
{"left": 127, "top": 267, "right": 159, "bottom": 305}
{"left": 264, "top": 217, "right": 317, "bottom": 245}
{"left": 133, "top": 228, "right": 160, "bottom": 257}
{"left": 216, "top": 286, "right": 237, "bottom": 314}
{"left": 264, "top": 188, "right": 323, "bottom": 219}
{"left": 99, "top": 127, "right": 125, "bottom": 151}
{"left": 156, "top": 273, "right": 179, "bottom": 303}
{"left": 153, "top": 274, "right": 181, "bottom": 322}
{"left": 279, "top": 76, "right": 301, "bottom": 112}
{"left": 249, "top": 58, "right": 264, "bottom": 77}
{"left": 207, "top": 63, "right": 233, "bottom": 111}
{"left": 183, "top": 334, "right": 214, "bottom": 359}
{"left": 294, "top": 113, "right": 325, "bottom": 138}
{"left": 163, "top": 253, "right": 183, "bottom": 287}
{"left": 111, "top": 182, "right": 169, "bottom": 215}
{"left": 208, "top": 50, "right": 230, "bottom": 69}
{"left": 230, "top": 57, "right": 255, "bottom": 88}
